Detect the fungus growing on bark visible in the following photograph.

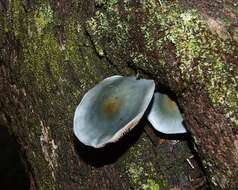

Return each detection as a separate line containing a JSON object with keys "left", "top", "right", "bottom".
{"left": 73, "top": 75, "right": 155, "bottom": 148}
{"left": 147, "top": 92, "right": 187, "bottom": 134}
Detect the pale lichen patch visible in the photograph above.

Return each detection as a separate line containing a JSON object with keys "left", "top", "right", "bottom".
{"left": 86, "top": 0, "right": 129, "bottom": 55}
{"left": 203, "top": 16, "right": 228, "bottom": 40}
{"left": 40, "top": 121, "right": 58, "bottom": 181}
{"left": 34, "top": 4, "right": 54, "bottom": 34}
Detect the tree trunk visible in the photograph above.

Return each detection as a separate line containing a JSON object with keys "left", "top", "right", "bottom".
{"left": 0, "top": 0, "right": 237, "bottom": 190}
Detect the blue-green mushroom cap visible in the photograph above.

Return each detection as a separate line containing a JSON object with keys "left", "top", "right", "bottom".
{"left": 73, "top": 75, "right": 155, "bottom": 148}
{"left": 147, "top": 92, "right": 187, "bottom": 134}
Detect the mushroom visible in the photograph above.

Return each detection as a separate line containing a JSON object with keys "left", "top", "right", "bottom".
{"left": 73, "top": 75, "right": 155, "bottom": 148}
{"left": 147, "top": 92, "right": 187, "bottom": 134}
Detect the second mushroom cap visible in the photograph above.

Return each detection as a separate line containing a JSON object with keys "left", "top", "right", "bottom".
{"left": 147, "top": 92, "right": 187, "bottom": 134}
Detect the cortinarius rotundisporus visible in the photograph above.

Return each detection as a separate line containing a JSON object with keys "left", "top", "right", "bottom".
{"left": 147, "top": 92, "right": 187, "bottom": 134}
{"left": 73, "top": 75, "right": 155, "bottom": 148}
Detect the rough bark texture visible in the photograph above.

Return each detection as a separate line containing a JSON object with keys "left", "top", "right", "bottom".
{"left": 0, "top": 0, "right": 237, "bottom": 190}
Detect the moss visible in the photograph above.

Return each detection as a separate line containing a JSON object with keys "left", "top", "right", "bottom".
{"left": 11, "top": 0, "right": 22, "bottom": 37}
{"left": 86, "top": 0, "right": 129, "bottom": 55}
{"left": 120, "top": 133, "right": 166, "bottom": 190}
{"left": 63, "top": 18, "right": 98, "bottom": 93}
{"left": 18, "top": 1, "right": 104, "bottom": 107}
{"left": 127, "top": 163, "right": 162, "bottom": 190}
{"left": 143, "top": 179, "right": 161, "bottom": 190}
{"left": 35, "top": 4, "right": 54, "bottom": 33}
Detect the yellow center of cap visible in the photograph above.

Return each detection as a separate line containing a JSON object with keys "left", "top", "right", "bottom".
{"left": 102, "top": 96, "right": 123, "bottom": 119}
{"left": 163, "top": 95, "right": 177, "bottom": 112}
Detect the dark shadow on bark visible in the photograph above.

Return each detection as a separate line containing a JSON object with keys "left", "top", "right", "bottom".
{"left": 74, "top": 118, "right": 146, "bottom": 167}
{"left": 0, "top": 127, "right": 30, "bottom": 190}
{"left": 151, "top": 127, "right": 190, "bottom": 140}
{"left": 186, "top": 132, "right": 210, "bottom": 189}
{"left": 154, "top": 82, "right": 181, "bottom": 105}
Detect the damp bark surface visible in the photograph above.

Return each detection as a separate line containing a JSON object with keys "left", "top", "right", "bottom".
{"left": 0, "top": 0, "right": 237, "bottom": 190}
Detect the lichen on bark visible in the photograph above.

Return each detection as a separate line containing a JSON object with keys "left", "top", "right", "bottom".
{"left": 86, "top": 0, "right": 237, "bottom": 128}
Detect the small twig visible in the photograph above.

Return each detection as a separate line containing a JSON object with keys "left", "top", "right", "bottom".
{"left": 186, "top": 155, "right": 195, "bottom": 169}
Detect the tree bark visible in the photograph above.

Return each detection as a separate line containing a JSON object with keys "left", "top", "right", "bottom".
{"left": 0, "top": 0, "right": 237, "bottom": 190}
